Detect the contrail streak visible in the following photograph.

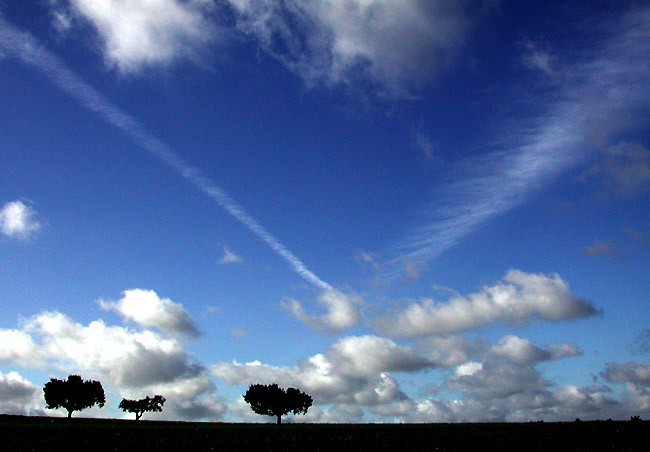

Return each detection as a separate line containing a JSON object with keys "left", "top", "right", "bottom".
{"left": 0, "top": 15, "right": 333, "bottom": 291}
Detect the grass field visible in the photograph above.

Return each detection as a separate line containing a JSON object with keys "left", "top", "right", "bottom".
{"left": 1, "top": 415, "right": 648, "bottom": 451}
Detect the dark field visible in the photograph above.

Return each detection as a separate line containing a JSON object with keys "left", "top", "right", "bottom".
{"left": 1, "top": 415, "right": 648, "bottom": 451}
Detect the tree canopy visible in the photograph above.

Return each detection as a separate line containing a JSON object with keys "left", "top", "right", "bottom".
{"left": 119, "top": 395, "right": 166, "bottom": 420}
{"left": 243, "top": 383, "right": 312, "bottom": 424}
{"left": 43, "top": 375, "right": 105, "bottom": 418}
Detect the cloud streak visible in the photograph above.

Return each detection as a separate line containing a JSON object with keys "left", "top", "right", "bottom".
{"left": 0, "top": 14, "right": 331, "bottom": 291}
{"left": 394, "top": 6, "right": 650, "bottom": 265}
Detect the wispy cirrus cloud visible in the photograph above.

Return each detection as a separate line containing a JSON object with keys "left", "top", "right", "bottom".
{"left": 226, "top": 0, "right": 495, "bottom": 96}
{"left": 393, "top": 6, "right": 650, "bottom": 266}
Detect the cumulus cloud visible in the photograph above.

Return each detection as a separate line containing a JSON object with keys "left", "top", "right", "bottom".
{"left": 213, "top": 332, "right": 614, "bottom": 422}
{"left": 121, "top": 373, "right": 227, "bottom": 421}
{"left": 51, "top": 0, "right": 218, "bottom": 73}
{"left": 601, "top": 362, "right": 650, "bottom": 386}
{"left": 489, "top": 335, "right": 581, "bottom": 364}
{"left": 0, "top": 309, "right": 225, "bottom": 420}
{"left": 282, "top": 289, "right": 360, "bottom": 332}
{"left": 376, "top": 269, "right": 597, "bottom": 337}
{"left": 0, "top": 329, "right": 41, "bottom": 366}
{"left": 22, "top": 311, "right": 201, "bottom": 387}
{"left": 0, "top": 371, "right": 44, "bottom": 416}
{"left": 98, "top": 289, "right": 200, "bottom": 336}
{"left": 405, "top": 336, "right": 614, "bottom": 423}
{"left": 601, "top": 362, "right": 650, "bottom": 415}
{"left": 226, "top": 0, "right": 493, "bottom": 95}
{"left": 0, "top": 200, "right": 41, "bottom": 240}
{"left": 213, "top": 334, "right": 432, "bottom": 408}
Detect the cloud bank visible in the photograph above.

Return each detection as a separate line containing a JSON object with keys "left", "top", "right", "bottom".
{"left": 0, "top": 309, "right": 223, "bottom": 420}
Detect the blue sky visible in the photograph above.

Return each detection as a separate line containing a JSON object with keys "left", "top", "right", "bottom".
{"left": 1, "top": 0, "right": 649, "bottom": 422}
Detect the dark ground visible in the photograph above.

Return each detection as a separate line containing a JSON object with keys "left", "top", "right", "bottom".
{"left": 1, "top": 415, "right": 648, "bottom": 451}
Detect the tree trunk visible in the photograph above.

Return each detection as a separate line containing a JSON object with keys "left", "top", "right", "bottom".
{"left": 67, "top": 410, "right": 72, "bottom": 418}
{"left": 277, "top": 415, "right": 282, "bottom": 425}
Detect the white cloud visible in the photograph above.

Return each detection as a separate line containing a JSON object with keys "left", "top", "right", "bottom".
{"left": 23, "top": 311, "right": 200, "bottom": 387}
{"left": 0, "top": 309, "right": 225, "bottom": 420}
{"left": 414, "top": 338, "right": 611, "bottom": 422}
{"left": 394, "top": 6, "right": 650, "bottom": 266}
{"left": 602, "top": 362, "right": 650, "bottom": 414}
{"left": 0, "top": 371, "right": 45, "bottom": 416}
{"left": 0, "top": 329, "right": 41, "bottom": 366}
{"left": 226, "top": 0, "right": 493, "bottom": 95}
{"left": 489, "top": 335, "right": 581, "bottom": 364}
{"left": 213, "top": 334, "right": 431, "bottom": 408}
{"left": 219, "top": 247, "right": 243, "bottom": 265}
{"left": 282, "top": 289, "right": 360, "bottom": 332}
{"left": 122, "top": 373, "right": 227, "bottom": 421}
{"left": 325, "top": 335, "right": 433, "bottom": 377}
{"left": 98, "top": 289, "right": 200, "bottom": 336}
{"left": 3, "top": 6, "right": 333, "bottom": 292}
{"left": 601, "top": 362, "right": 650, "bottom": 386}
{"left": 52, "top": 0, "right": 218, "bottom": 73}
{"left": 0, "top": 200, "right": 41, "bottom": 240}
{"left": 376, "top": 270, "right": 597, "bottom": 337}
{"left": 213, "top": 331, "right": 615, "bottom": 422}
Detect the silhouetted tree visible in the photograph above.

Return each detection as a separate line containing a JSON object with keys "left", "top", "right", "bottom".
{"left": 43, "top": 375, "right": 105, "bottom": 418}
{"left": 119, "top": 395, "right": 166, "bottom": 420}
{"left": 243, "top": 383, "right": 312, "bottom": 424}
